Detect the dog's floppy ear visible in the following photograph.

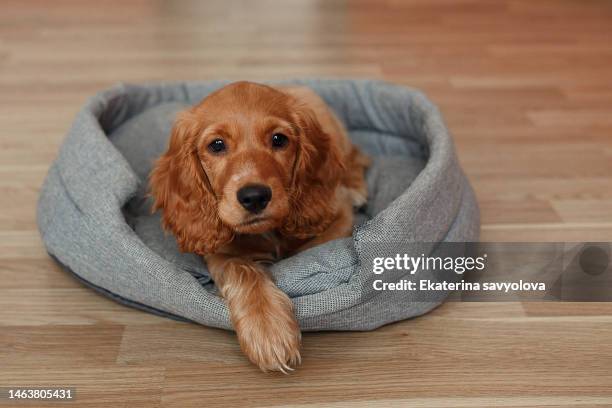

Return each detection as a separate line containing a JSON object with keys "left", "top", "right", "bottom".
{"left": 280, "top": 104, "right": 345, "bottom": 239}
{"left": 149, "top": 111, "right": 234, "bottom": 254}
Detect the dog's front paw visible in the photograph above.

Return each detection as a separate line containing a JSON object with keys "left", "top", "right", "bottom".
{"left": 232, "top": 285, "right": 301, "bottom": 373}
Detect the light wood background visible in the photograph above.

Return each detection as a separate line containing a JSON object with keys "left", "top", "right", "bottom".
{"left": 1, "top": 1, "right": 612, "bottom": 407}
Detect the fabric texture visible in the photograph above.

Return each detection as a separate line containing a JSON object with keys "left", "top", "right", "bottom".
{"left": 37, "top": 79, "right": 480, "bottom": 331}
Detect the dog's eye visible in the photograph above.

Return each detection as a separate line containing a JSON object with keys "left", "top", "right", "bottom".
{"left": 208, "top": 138, "right": 226, "bottom": 154}
{"left": 271, "top": 133, "right": 289, "bottom": 149}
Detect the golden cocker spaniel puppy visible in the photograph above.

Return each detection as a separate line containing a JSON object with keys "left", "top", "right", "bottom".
{"left": 150, "top": 81, "right": 369, "bottom": 372}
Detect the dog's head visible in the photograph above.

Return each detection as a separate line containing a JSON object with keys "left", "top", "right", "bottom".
{"left": 149, "top": 81, "right": 345, "bottom": 254}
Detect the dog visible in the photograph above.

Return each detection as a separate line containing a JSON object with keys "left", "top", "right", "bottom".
{"left": 149, "top": 81, "right": 369, "bottom": 372}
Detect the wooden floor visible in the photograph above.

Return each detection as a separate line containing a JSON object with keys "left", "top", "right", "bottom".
{"left": 2, "top": 0, "right": 612, "bottom": 406}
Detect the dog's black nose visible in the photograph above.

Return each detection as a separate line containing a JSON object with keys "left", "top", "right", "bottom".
{"left": 237, "top": 184, "right": 272, "bottom": 214}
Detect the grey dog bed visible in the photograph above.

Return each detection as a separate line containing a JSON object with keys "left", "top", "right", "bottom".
{"left": 37, "top": 79, "right": 479, "bottom": 331}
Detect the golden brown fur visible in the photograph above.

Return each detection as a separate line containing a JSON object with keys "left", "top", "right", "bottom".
{"left": 149, "top": 81, "right": 369, "bottom": 372}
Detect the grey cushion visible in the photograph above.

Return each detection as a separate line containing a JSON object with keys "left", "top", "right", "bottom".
{"left": 37, "top": 80, "right": 480, "bottom": 331}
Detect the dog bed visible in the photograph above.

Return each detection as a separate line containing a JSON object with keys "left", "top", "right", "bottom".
{"left": 37, "top": 79, "right": 480, "bottom": 331}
